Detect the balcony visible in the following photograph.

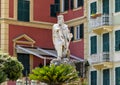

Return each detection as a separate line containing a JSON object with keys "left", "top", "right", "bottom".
{"left": 89, "top": 52, "right": 113, "bottom": 70}
{"left": 90, "top": 14, "right": 113, "bottom": 35}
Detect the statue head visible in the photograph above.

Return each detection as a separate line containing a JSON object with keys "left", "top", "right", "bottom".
{"left": 57, "top": 15, "right": 64, "bottom": 25}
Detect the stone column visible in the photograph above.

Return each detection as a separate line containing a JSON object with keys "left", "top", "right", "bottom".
{"left": 0, "top": 0, "right": 9, "bottom": 53}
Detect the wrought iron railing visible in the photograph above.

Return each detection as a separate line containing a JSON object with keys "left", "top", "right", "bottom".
{"left": 89, "top": 52, "right": 112, "bottom": 64}
{"left": 90, "top": 14, "right": 112, "bottom": 29}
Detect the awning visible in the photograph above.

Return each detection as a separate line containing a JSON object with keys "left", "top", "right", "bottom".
{"left": 16, "top": 45, "right": 84, "bottom": 62}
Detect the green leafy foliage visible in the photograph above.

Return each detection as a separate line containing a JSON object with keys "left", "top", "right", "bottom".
{"left": 29, "top": 64, "right": 79, "bottom": 85}
{"left": 0, "top": 51, "right": 24, "bottom": 83}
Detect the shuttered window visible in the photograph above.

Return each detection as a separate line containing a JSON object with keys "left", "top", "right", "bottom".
{"left": 75, "top": 24, "right": 84, "bottom": 40}
{"left": 70, "top": 0, "right": 74, "bottom": 9}
{"left": 18, "top": 0, "right": 30, "bottom": 21}
{"left": 115, "top": 0, "right": 120, "bottom": 12}
{"left": 103, "top": 33, "right": 109, "bottom": 52}
{"left": 91, "top": 36, "right": 97, "bottom": 54}
{"left": 103, "top": 69, "right": 110, "bottom": 85}
{"left": 77, "top": 0, "right": 83, "bottom": 7}
{"left": 64, "top": 0, "right": 69, "bottom": 11}
{"left": 115, "top": 67, "right": 120, "bottom": 85}
{"left": 103, "top": 0, "right": 109, "bottom": 14}
{"left": 50, "top": 0, "right": 60, "bottom": 17}
{"left": 91, "top": 71, "right": 97, "bottom": 85}
{"left": 90, "top": 2, "right": 97, "bottom": 14}
{"left": 115, "top": 30, "right": 120, "bottom": 51}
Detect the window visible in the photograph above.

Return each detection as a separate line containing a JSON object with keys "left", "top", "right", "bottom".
{"left": 76, "top": 0, "right": 84, "bottom": 8}
{"left": 115, "top": 30, "right": 120, "bottom": 51}
{"left": 115, "top": 0, "right": 120, "bottom": 12}
{"left": 103, "top": 69, "right": 110, "bottom": 85}
{"left": 75, "top": 24, "right": 84, "bottom": 40}
{"left": 70, "top": 26, "right": 74, "bottom": 41}
{"left": 90, "top": 2, "right": 97, "bottom": 14}
{"left": 70, "top": 24, "right": 84, "bottom": 41}
{"left": 115, "top": 67, "right": 120, "bottom": 85}
{"left": 61, "top": 0, "right": 69, "bottom": 12}
{"left": 103, "top": 0, "right": 109, "bottom": 14}
{"left": 50, "top": 0, "right": 60, "bottom": 17}
{"left": 17, "top": 0, "right": 30, "bottom": 21}
{"left": 90, "top": 36, "right": 97, "bottom": 54}
{"left": 103, "top": 33, "right": 109, "bottom": 52}
{"left": 91, "top": 71, "right": 97, "bottom": 85}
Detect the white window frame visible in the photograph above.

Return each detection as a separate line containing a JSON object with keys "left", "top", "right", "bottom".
{"left": 75, "top": 25, "right": 81, "bottom": 40}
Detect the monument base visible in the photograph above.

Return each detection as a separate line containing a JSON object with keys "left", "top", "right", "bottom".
{"left": 50, "top": 57, "right": 75, "bottom": 66}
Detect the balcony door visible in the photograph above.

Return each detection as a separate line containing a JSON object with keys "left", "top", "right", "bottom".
{"left": 103, "top": 0, "right": 109, "bottom": 14}
{"left": 17, "top": 53, "right": 30, "bottom": 76}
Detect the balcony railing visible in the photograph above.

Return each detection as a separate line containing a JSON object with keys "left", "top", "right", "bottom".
{"left": 89, "top": 52, "right": 112, "bottom": 64}
{"left": 90, "top": 14, "right": 112, "bottom": 29}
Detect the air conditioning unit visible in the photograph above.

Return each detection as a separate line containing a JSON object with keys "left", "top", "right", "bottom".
{"left": 102, "top": 52, "right": 109, "bottom": 62}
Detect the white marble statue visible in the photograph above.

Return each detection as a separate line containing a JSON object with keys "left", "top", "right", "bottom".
{"left": 52, "top": 15, "right": 73, "bottom": 60}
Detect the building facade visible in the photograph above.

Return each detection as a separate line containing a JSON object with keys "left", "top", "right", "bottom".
{"left": 0, "top": 0, "right": 87, "bottom": 85}
{"left": 87, "top": 0, "right": 120, "bottom": 85}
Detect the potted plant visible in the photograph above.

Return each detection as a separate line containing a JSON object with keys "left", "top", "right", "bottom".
{"left": 29, "top": 64, "right": 79, "bottom": 85}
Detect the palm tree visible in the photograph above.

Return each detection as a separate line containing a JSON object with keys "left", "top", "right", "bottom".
{"left": 29, "top": 64, "right": 79, "bottom": 85}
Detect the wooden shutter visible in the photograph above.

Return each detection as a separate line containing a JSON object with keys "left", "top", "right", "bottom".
{"left": 103, "top": 0, "right": 109, "bottom": 14}
{"left": 90, "top": 2, "right": 97, "bottom": 14}
{"left": 50, "top": 4, "right": 57, "bottom": 17}
{"left": 103, "top": 69, "right": 110, "bottom": 85}
{"left": 103, "top": 33, "right": 109, "bottom": 52}
{"left": 115, "top": 30, "right": 120, "bottom": 51}
{"left": 78, "top": 0, "right": 83, "bottom": 7}
{"left": 91, "top": 71, "right": 97, "bottom": 85}
{"left": 64, "top": 0, "right": 69, "bottom": 11}
{"left": 18, "top": 0, "right": 29, "bottom": 21}
{"left": 70, "top": 26, "right": 74, "bottom": 41}
{"left": 70, "top": 0, "right": 74, "bottom": 9}
{"left": 115, "top": 67, "right": 120, "bottom": 85}
{"left": 80, "top": 24, "right": 84, "bottom": 38}
{"left": 115, "top": 0, "right": 120, "bottom": 12}
{"left": 91, "top": 36, "right": 97, "bottom": 54}
{"left": 18, "top": 0, "right": 24, "bottom": 21}
{"left": 23, "top": 1, "right": 30, "bottom": 21}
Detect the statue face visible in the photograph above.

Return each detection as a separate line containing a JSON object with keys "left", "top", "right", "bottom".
{"left": 57, "top": 15, "right": 64, "bottom": 25}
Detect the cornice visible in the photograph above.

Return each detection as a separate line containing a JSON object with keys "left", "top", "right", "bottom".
{"left": 0, "top": 17, "right": 87, "bottom": 29}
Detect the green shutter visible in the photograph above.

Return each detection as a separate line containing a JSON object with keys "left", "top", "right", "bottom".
{"left": 17, "top": 0, "right": 29, "bottom": 21}
{"left": 64, "top": 0, "right": 69, "bottom": 11}
{"left": 80, "top": 24, "right": 84, "bottom": 38}
{"left": 103, "top": 0, "right": 109, "bottom": 14}
{"left": 78, "top": 0, "right": 83, "bottom": 7}
{"left": 103, "top": 69, "right": 110, "bottom": 85}
{"left": 115, "top": 30, "right": 120, "bottom": 51}
{"left": 91, "top": 71, "right": 97, "bottom": 85}
{"left": 115, "top": 0, "right": 120, "bottom": 12}
{"left": 70, "top": 0, "right": 74, "bottom": 9}
{"left": 18, "top": 0, "right": 24, "bottom": 21}
{"left": 70, "top": 27, "right": 74, "bottom": 41}
{"left": 115, "top": 67, "right": 120, "bottom": 85}
{"left": 90, "top": 2, "right": 97, "bottom": 14}
{"left": 91, "top": 36, "right": 97, "bottom": 54}
{"left": 103, "top": 33, "right": 109, "bottom": 52}
{"left": 50, "top": 4, "right": 56, "bottom": 17}
{"left": 23, "top": 1, "right": 30, "bottom": 21}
